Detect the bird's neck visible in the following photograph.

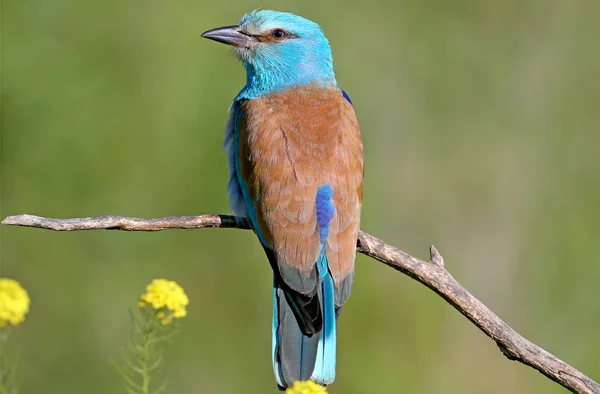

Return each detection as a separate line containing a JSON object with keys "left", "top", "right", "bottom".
{"left": 237, "top": 62, "right": 337, "bottom": 100}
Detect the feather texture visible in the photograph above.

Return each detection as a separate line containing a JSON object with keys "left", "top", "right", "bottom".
{"left": 239, "top": 86, "right": 363, "bottom": 294}
{"left": 205, "top": 9, "right": 364, "bottom": 389}
{"left": 234, "top": 85, "right": 362, "bottom": 387}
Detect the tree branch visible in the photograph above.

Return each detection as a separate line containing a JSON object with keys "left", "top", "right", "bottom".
{"left": 2, "top": 213, "right": 599, "bottom": 394}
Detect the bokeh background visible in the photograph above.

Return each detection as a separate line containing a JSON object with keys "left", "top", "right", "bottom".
{"left": 2, "top": 0, "right": 599, "bottom": 393}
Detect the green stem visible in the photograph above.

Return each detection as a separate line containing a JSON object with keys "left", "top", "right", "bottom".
{"left": 0, "top": 330, "right": 7, "bottom": 394}
{"left": 141, "top": 328, "right": 151, "bottom": 394}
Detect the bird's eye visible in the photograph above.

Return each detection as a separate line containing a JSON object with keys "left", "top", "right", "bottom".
{"left": 271, "top": 29, "right": 287, "bottom": 39}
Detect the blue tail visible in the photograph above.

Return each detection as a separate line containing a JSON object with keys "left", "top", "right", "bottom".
{"left": 310, "top": 257, "right": 336, "bottom": 384}
{"left": 272, "top": 252, "right": 336, "bottom": 388}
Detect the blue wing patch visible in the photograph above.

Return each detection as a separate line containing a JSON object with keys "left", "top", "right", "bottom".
{"left": 315, "top": 184, "right": 334, "bottom": 243}
{"left": 223, "top": 100, "right": 248, "bottom": 219}
{"left": 227, "top": 97, "right": 272, "bottom": 247}
{"left": 341, "top": 90, "right": 352, "bottom": 105}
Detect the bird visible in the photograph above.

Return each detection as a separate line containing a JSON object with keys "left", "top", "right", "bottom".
{"left": 201, "top": 10, "right": 363, "bottom": 389}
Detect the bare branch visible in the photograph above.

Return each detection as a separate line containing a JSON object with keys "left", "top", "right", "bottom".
{"left": 1, "top": 214, "right": 249, "bottom": 231}
{"left": 2, "top": 213, "right": 599, "bottom": 394}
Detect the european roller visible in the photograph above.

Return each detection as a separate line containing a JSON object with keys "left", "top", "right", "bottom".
{"left": 202, "top": 10, "right": 363, "bottom": 389}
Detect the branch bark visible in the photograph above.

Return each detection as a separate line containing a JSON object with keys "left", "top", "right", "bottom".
{"left": 2, "top": 213, "right": 599, "bottom": 394}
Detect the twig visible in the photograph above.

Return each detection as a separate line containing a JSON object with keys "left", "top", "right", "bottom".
{"left": 2, "top": 213, "right": 599, "bottom": 394}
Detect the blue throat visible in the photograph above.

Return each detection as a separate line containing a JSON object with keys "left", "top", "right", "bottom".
{"left": 237, "top": 61, "right": 337, "bottom": 100}
{"left": 234, "top": 10, "right": 338, "bottom": 100}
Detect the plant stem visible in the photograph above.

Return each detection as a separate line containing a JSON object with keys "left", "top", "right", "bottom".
{"left": 141, "top": 327, "right": 151, "bottom": 394}
{"left": 0, "top": 330, "right": 8, "bottom": 394}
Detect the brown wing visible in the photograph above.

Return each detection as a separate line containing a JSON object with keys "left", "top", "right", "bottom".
{"left": 239, "top": 86, "right": 363, "bottom": 303}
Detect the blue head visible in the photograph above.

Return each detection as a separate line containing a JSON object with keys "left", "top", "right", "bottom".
{"left": 202, "top": 10, "right": 337, "bottom": 99}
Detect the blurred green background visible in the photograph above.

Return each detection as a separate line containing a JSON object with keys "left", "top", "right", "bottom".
{"left": 2, "top": 0, "right": 599, "bottom": 393}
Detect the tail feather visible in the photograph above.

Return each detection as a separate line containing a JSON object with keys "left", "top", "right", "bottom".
{"left": 310, "top": 271, "right": 336, "bottom": 384}
{"left": 273, "top": 252, "right": 337, "bottom": 388}
{"left": 273, "top": 287, "right": 319, "bottom": 387}
{"left": 263, "top": 246, "right": 323, "bottom": 336}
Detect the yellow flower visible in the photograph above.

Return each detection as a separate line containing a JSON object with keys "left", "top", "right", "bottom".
{"left": 0, "top": 278, "right": 30, "bottom": 328}
{"left": 285, "top": 381, "right": 328, "bottom": 394}
{"left": 138, "top": 279, "right": 189, "bottom": 325}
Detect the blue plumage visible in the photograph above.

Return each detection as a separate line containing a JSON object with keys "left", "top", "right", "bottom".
{"left": 311, "top": 255, "right": 336, "bottom": 384}
{"left": 225, "top": 102, "right": 272, "bottom": 244}
{"left": 341, "top": 89, "right": 353, "bottom": 105}
{"left": 316, "top": 184, "right": 335, "bottom": 242}
{"left": 314, "top": 185, "right": 337, "bottom": 384}
{"left": 235, "top": 11, "right": 337, "bottom": 99}
{"left": 223, "top": 101, "right": 247, "bottom": 219}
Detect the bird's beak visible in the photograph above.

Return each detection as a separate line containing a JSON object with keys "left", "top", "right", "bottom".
{"left": 201, "top": 25, "right": 254, "bottom": 47}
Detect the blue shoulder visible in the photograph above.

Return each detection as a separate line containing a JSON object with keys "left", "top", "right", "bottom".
{"left": 341, "top": 89, "right": 353, "bottom": 105}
